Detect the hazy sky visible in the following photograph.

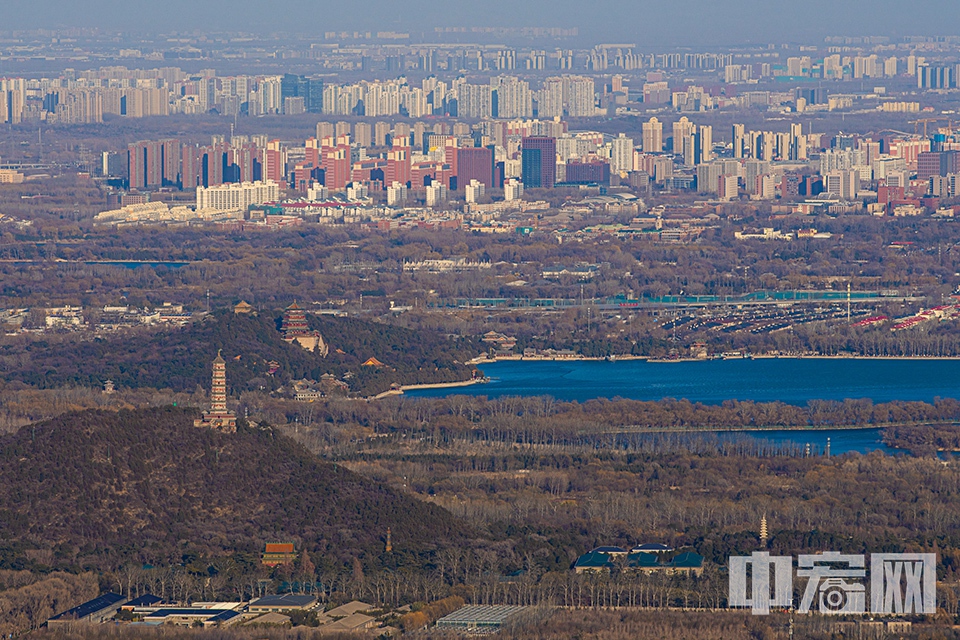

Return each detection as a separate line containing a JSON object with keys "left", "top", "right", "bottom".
{"left": 5, "top": 0, "right": 960, "bottom": 46}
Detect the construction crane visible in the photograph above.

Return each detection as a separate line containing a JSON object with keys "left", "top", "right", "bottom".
{"left": 911, "top": 117, "right": 944, "bottom": 137}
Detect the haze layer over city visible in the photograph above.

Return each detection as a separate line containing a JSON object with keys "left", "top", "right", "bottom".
{"left": 4, "top": 3, "right": 960, "bottom": 639}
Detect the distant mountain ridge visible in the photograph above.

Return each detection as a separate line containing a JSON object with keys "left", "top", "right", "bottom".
{"left": 0, "top": 407, "right": 467, "bottom": 570}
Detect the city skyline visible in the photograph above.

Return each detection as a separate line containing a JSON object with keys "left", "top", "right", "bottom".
{"left": 5, "top": 0, "right": 960, "bottom": 46}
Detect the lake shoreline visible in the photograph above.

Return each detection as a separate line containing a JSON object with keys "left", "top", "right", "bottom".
{"left": 468, "top": 354, "right": 960, "bottom": 365}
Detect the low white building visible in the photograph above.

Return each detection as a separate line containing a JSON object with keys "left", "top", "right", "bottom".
{"left": 196, "top": 181, "right": 279, "bottom": 211}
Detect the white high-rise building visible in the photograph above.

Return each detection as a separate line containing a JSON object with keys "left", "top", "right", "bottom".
{"left": 718, "top": 174, "right": 739, "bottom": 201}
{"left": 825, "top": 170, "right": 859, "bottom": 200}
{"left": 611, "top": 134, "right": 634, "bottom": 174}
{"left": 465, "top": 179, "right": 485, "bottom": 203}
{"left": 387, "top": 181, "right": 407, "bottom": 206}
{"left": 743, "top": 160, "right": 769, "bottom": 195}
{"left": 457, "top": 83, "right": 494, "bottom": 119}
{"left": 698, "top": 125, "right": 713, "bottom": 163}
{"left": 754, "top": 174, "right": 777, "bottom": 200}
{"left": 538, "top": 78, "right": 564, "bottom": 118}
{"left": 673, "top": 117, "right": 694, "bottom": 160}
{"left": 492, "top": 76, "right": 532, "bottom": 118}
{"left": 346, "top": 182, "right": 368, "bottom": 201}
{"left": 425, "top": 182, "right": 448, "bottom": 206}
{"left": 732, "top": 124, "right": 745, "bottom": 159}
{"left": 789, "top": 123, "right": 806, "bottom": 161}
{"left": 697, "top": 163, "right": 722, "bottom": 194}
{"left": 307, "top": 182, "right": 329, "bottom": 201}
{"left": 884, "top": 56, "right": 899, "bottom": 77}
{"left": 562, "top": 76, "right": 596, "bottom": 117}
{"left": 504, "top": 178, "right": 524, "bottom": 201}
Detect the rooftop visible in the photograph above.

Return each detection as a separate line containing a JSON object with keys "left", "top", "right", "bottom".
{"left": 250, "top": 594, "right": 317, "bottom": 608}
{"left": 632, "top": 543, "right": 674, "bottom": 553}
{"left": 124, "top": 594, "right": 163, "bottom": 608}
{"left": 49, "top": 593, "right": 126, "bottom": 621}
{"left": 437, "top": 605, "right": 526, "bottom": 627}
{"left": 325, "top": 600, "right": 373, "bottom": 618}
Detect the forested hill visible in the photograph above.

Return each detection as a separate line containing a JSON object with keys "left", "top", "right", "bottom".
{"left": 0, "top": 407, "right": 468, "bottom": 571}
{"left": 0, "top": 309, "right": 480, "bottom": 395}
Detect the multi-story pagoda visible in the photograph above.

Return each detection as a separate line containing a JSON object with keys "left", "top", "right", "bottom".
{"left": 194, "top": 350, "right": 237, "bottom": 432}
{"left": 281, "top": 302, "right": 329, "bottom": 356}
{"left": 280, "top": 301, "right": 309, "bottom": 334}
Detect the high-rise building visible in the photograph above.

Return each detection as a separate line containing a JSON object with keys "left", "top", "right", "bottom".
{"left": 825, "top": 170, "right": 859, "bottom": 200}
{"left": 697, "top": 163, "right": 722, "bottom": 194}
{"left": 457, "top": 83, "right": 494, "bottom": 119}
{"left": 127, "top": 140, "right": 178, "bottom": 189}
{"left": 789, "top": 123, "right": 806, "bottom": 161}
{"left": 673, "top": 117, "right": 694, "bottom": 158}
{"left": 504, "top": 178, "right": 524, "bottom": 201}
{"left": 918, "top": 152, "right": 943, "bottom": 180}
{"left": 263, "top": 140, "right": 286, "bottom": 185}
{"left": 884, "top": 57, "right": 899, "bottom": 77}
{"left": 386, "top": 181, "right": 407, "bottom": 206}
{"left": 538, "top": 78, "right": 564, "bottom": 118}
{"left": 562, "top": 76, "right": 596, "bottom": 116}
{"left": 918, "top": 64, "right": 955, "bottom": 89}
{"left": 918, "top": 151, "right": 960, "bottom": 179}
{"left": 643, "top": 81, "right": 670, "bottom": 105}
{"left": 0, "top": 78, "right": 26, "bottom": 124}
{"left": 374, "top": 122, "right": 391, "bottom": 146}
{"left": 386, "top": 144, "right": 411, "bottom": 187}
{"left": 281, "top": 74, "right": 323, "bottom": 113}
{"left": 564, "top": 159, "right": 610, "bottom": 184}
{"left": 521, "top": 136, "right": 557, "bottom": 188}
{"left": 732, "top": 124, "right": 745, "bottom": 159}
{"left": 743, "top": 160, "right": 769, "bottom": 195}
{"left": 465, "top": 179, "right": 486, "bottom": 203}
{"left": 611, "top": 134, "right": 634, "bottom": 174}
{"left": 492, "top": 76, "right": 532, "bottom": 118}
{"left": 718, "top": 174, "right": 739, "bottom": 201}
{"left": 354, "top": 122, "right": 372, "bottom": 148}
{"left": 696, "top": 125, "right": 713, "bottom": 164}
{"left": 316, "top": 122, "right": 335, "bottom": 140}
{"left": 642, "top": 117, "right": 663, "bottom": 153}
{"left": 322, "top": 145, "right": 352, "bottom": 190}
{"left": 456, "top": 146, "right": 495, "bottom": 188}
{"left": 425, "top": 182, "right": 448, "bottom": 206}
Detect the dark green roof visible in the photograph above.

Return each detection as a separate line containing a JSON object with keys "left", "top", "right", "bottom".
{"left": 628, "top": 552, "right": 659, "bottom": 567}
{"left": 670, "top": 552, "right": 704, "bottom": 568}
{"left": 574, "top": 551, "right": 614, "bottom": 569}
{"left": 576, "top": 549, "right": 704, "bottom": 571}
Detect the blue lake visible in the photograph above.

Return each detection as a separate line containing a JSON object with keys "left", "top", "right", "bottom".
{"left": 409, "top": 358, "right": 960, "bottom": 405}
{"left": 405, "top": 358, "right": 960, "bottom": 455}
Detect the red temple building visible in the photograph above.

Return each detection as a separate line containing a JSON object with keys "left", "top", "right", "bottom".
{"left": 281, "top": 302, "right": 329, "bottom": 355}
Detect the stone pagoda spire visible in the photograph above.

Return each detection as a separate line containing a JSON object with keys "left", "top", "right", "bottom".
{"left": 195, "top": 349, "right": 237, "bottom": 432}
{"left": 210, "top": 350, "right": 228, "bottom": 413}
